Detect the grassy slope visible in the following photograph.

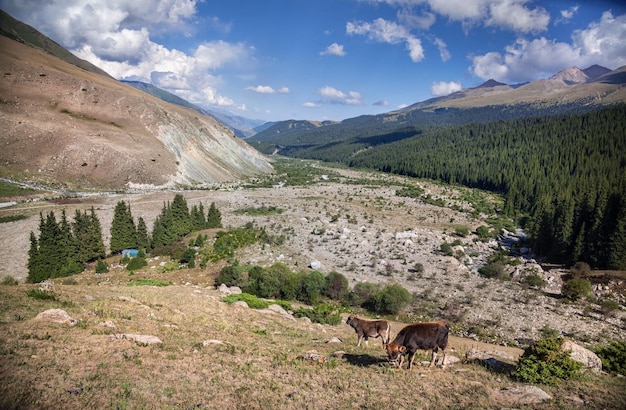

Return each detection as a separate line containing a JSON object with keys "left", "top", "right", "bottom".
{"left": 1, "top": 268, "right": 624, "bottom": 409}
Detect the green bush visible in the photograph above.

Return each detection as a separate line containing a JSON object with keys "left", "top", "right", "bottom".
{"left": 513, "top": 337, "right": 582, "bottom": 385}
{"left": 593, "top": 340, "right": 626, "bottom": 376}
{"left": 475, "top": 225, "right": 492, "bottom": 239}
{"left": 439, "top": 242, "right": 453, "bottom": 256}
{"left": 126, "top": 257, "right": 148, "bottom": 271}
{"left": 522, "top": 273, "right": 546, "bottom": 289}
{"left": 347, "top": 282, "right": 379, "bottom": 307}
{"left": 221, "top": 293, "right": 269, "bottom": 309}
{"left": 562, "top": 278, "right": 592, "bottom": 301}
{"left": 293, "top": 303, "right": 341, "bottom": 325}
{"left": 95, "top": 259, "right": 109, "bottom": 273}
{"left": 478, "top": 262, "right": 507, "bottom": 280}
{"left": 324, "top": 271, "right": 349, "bottom": 300}
{"left": 371, "top": 284, "right": 412, "bottom": 315}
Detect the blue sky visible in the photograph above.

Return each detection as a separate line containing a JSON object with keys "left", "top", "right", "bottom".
{"left": 1, "top": 1, "right": 625, "bottom": 122}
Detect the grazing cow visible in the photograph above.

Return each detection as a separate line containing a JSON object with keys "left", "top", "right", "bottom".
{"left": 384, "top": 320, "right": 449, "bottom": 369}
{"left": 345, "top": 314, "right": 391, "bottom": 348}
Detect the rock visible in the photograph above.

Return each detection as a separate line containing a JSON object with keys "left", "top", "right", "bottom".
{"left": 98, "top": 320, "right": 116, "bottom": 328}
{"left": 218, "top": 283, "right": 231, "bottom": 294}
{"left": 562, "top": 339, "right": 602, "bottom": 373}
{"left": 229, "top": 286, "right": 242, "bottom": 294}
{"left": 495, "top": 385, "right": 551, "bottom": 406}
{"left": 327, "top": 336, "right": 342, "bottom": 344}
{"left": 297, "top": 350, "right": 327, "bottom": 363}
{"left": 35, "top": 309, "right": 77, "bottom": 326}
{"left": 232, "top": 301, "right": 249, "bottom": 308}
{"left": 310, "top": 260, "right": 322, "bottom": 270}
{"left": 202, "top": 339, "right": 224, "bottom": 346}
{"left": 110, "top": 333, "right": 162, "bottom": 346}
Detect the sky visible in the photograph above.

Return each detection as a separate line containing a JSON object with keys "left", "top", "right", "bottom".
{"left": 1, "top": 1, "right": 625, "bottom": 123}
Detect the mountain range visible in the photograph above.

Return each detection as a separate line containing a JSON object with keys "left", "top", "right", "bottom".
{"left": 0, "top": 10, "right": 272, "bottom": 191}
{"left": 249, "top": 64, "right": 626, "bottom": 149}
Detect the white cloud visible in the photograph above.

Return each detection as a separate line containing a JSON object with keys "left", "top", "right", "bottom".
{"left": 346, "top": 18, "right": 424, "bottom": 62}
{"left": 557, "top": 5, "right": 579, "bottom": 24}
{"left": 317, "top": 86, "right": 363, "bottom": 105}
{"left": 370, "top": 0, "right": 550, "bottom": 33}
{"left": 2, "top": 0, "right": 250, "bottom": 109}
{"left": 434, "top": 37, "right": 450, "bottom": 61}
{"left": 373, "top": 99, "right": 390, "bottom": 106}
{"left": 321, "top": 43, "right": 346, "bottom": 56}
{"left": 431, "top": 81, "right": 462, "bottom": 96}
{"left": 245, "top": 85, "right": 290, "bottom": 94}
{"left": 470, "top": 11, "right": 626, "bottom": 83}
{"left": 303, "top": 102, "right": 321, "bottom": 108}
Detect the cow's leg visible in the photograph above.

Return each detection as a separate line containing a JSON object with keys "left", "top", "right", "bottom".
{"left": 429, "top": 349, "right": 437, "bottom": 368}
{"left": 440, "top": 348, "right": 447, "bottom": 368}
{"left": 407, "top": 352, "right": 416, "bottom": 370}
{"left": 356, "top": 335, "right": 363, "bottom": 347}
{"left": 364, "top": 336, "right": 369, "bottom": 347}
{"left": 397, "top": 354, "right": 405, "bottom": 369}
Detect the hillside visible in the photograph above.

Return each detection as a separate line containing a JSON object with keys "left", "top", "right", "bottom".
{"left": 250, "top": 65, "right": 626, "bottom": 148}
{"left": 1, "top": 162, "right": 625, "bottom": 408}
{"left": 0, "top": 19, "right": 272, "bottom": 190}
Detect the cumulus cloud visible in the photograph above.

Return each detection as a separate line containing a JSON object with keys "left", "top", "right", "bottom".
{"left": 469, "top": 11, "right": 626, "bottom": 83}
{"left": 431, "top": 81, "right": 462, "bottom": 96}
{"left": 370, "top": 0, "right": 550, "bottom": 33}
{"left": 347, "top": 18, "right": 424, "bottom": 62}
{"left": 245, "top": 85, "right": 290, "bottom": 94}
{"left": 2, "top": 0, "right": 250, "bottom": 109}
{"left": 321, "top": 43, "right": 346, "bottom": 56}
{"left": 317, "top": 86, "right": 363, "bottom": 105}
{"left": 557, "top": 5, "right": 579, "bottom": 24}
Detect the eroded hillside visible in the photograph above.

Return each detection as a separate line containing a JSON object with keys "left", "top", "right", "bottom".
{"left": 0, "top": 35, "right": 272, "bottom": 190}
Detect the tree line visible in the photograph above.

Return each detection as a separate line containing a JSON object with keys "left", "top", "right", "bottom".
{"left": 27, "top": 194, "right": 222, "bottom": 282}
{"left": 266, "top": 104, "right": 626, "bottom": 269}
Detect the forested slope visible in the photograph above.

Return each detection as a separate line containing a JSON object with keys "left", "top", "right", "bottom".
{"left": 274, "top": 105, "right": 626, "bottom": 269}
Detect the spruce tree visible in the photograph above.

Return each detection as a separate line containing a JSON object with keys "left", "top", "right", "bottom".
{"left": 170, "top": 194, "right": 192, "bottom": 237}
{"left": 27, "top": 231, "right": 44, "bottom": 283}
{"left": 136, "top": 217, "right": 150, "bottom": 250}
{"left": 191, "top": 203, "right": 207, "bottom": 231}
{"left": 207, "top": 202, "right": 222, "bottom": 228}
{"left": 110, "top": 201, "right": 137, "bottom": 254}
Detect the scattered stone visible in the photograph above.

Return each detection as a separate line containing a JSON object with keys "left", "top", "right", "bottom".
{"left": 332, "top": 351, "right": 347, "bottom": 357}
{"left": 35, "top": 309, "right": 77, "bottom": 326}
{"left": 310, "top": 260, "right": 322, "bottom": 270}
{"left": 232, "top": 301, "right": 249, "bottom": 308}
{"left": 110, "top": 333, "right": 162, "bottom": 346}
{"left": 202, "top": 339, "right": 224, "bottom": 346}
{"left": 327, "top": 336, "right": 342, "bottom": 344}
{"left": 494, "top": 385, "right": 551, "bottom": 406}
{"left": 38, "top": 280, "right": 55, "bottom": 292}
{"left": 297, "top": 350, "right": 327, "bottom": 363}
{"left": 229, "top": 286, "right": 242, "bottom": 294}
{"left": 98, "top": 320, "right": 116, "bottom": 328}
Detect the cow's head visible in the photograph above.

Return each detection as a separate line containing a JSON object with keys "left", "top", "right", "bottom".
{"left": 346, "top": 315, "right": 356, "bottom": 325}
{"left": 384, "top": 343, "right": 406, "bottom": 363}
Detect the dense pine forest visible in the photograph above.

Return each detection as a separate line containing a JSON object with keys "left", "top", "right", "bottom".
{"left": 271, "top": 105, "right": 626, "bottom": 269}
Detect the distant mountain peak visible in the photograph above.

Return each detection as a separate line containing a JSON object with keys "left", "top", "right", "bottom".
{"left": 551, "top": 66, "right": 588, "bottom": 85}
{"left": 583, "top": 64, "right": 611, "bottom": 80}
{"left": 476, "top": 79, "right": 507, "bottom": 88}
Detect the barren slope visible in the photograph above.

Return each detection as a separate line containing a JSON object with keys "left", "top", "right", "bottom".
{"left": 0, "top": 35, "right": 272, "bottom": 190}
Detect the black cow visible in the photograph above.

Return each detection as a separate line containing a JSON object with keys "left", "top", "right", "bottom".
{"left": 345, "top": 314, "right": 391, "bottom": 348}
{"left": 384, "top": 320, "right": 449, "bottom": 369}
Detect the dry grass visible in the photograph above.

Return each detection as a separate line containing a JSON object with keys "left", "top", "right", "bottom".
{"left": 1, "top": 268, "right": 624, "bottom": 410}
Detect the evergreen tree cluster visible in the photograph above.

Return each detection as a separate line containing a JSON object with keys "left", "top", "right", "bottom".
{"left": 28, "top": 208, "right": 105, "bottom": 283}
{"left": 27, "top": 195, "right": 223, "bottom": 282}
{"left": 270, "top": 104, "right": 626, "bottom": 269}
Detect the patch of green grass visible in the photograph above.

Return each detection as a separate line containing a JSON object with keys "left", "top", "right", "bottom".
{"left": 127, "top": 279, "right": 172, "bottom": 287}
{"left": 0, "top": 214, "right": 28, "bottom": 223}
{"left": 25, "top": 288, "right": 57, "bottom": 300}
{"left": 0, "top": 181, "right": 38, "bottom": 198}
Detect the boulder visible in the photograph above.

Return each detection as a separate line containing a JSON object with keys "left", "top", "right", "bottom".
{"left": 494, "top": 386, "right": 552, "bottom": 406}
{"left": 310, "top": 260, "right": 322, "bottom": 270}
{"left": 562, "top": 339, "right": 602, "bottom": 373}
{"left": 35, "top": 309, "right": 77, "bottom": 326}
{"left": 110, "top": 333, "right": 162, "bottom": 346}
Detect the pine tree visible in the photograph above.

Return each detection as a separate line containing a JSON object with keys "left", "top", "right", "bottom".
{"left": 88, "top": 207, "right": 106, "bottom": 261}
{"left": 170, "top": 194, "right": 192, "bottom": 237}
{"left": 27, "top": 231, "right": 44, "bottom": 283}
{"left": 110, "top": 201, "right": 137, "bottom": 254}
{"left": 136, "top": 217, "right": 150, "bottom": 250}
{"left": 207, "top": 202, "right": 222, "bottom": 228}
{"left": 191, "top": 203, "right": 207, "bottom": 231}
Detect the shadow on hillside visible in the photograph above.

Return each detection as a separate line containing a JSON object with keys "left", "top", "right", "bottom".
{"left": 343, "top": 353, "right": 388, "bottom": 368}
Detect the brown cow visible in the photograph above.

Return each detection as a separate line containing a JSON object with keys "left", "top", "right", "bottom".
{"left": 384, "top": 320, "right": 449, "bottom": 369}
{"left": 345, "top": 314, "right": 391, "bottom": 348}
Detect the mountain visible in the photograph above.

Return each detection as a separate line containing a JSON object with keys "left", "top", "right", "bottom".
{"left": 251, "top": 64, "right": 626, "bottom": 151}
{"left": 0, "top": 12, "right": 272, "bottom": 190}
{"left": 121, "top": 80, "right": 266, "bottom": 138}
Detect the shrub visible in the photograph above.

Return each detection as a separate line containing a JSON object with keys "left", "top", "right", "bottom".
{"left": 324, "top": 271, "right": 348, "bottom": 300}
{"left": 26, "top": 288, "right": 57, "bottom": 301}
{"left": 222, "top": 293, "right": 270, "bottom": 309}
{"left": 371, "top": 284, "right": 412, "bottom": 315}
{"left": 475, "top": 225, "right": 491, "bottom": 239}
{"left": 570, "top": 261, "right": 591, "bottom": 278}
{"left": 348, "top": 282, "right": 379, "bottom": 307}
{"left": 179, "top": 247, "right": 196, "bottom": 267}
{"left": 300, "top": 270, "right": 326, "bottom": 304}
{"left": 126, "top": 256, "right": 147, "bottom": 271}
{"left": 513, "top": 337, "right": 582, "bottom": 385}
{"left": 293, "top": 303, "right": 341, "bottom": 325}
{"left": 412, "top": 263, "right": 424, "bottom": 273}
{"left": 562, "top": 278, "right": 592, "bottom": 301}
{"left": 1, "top": 276, "right": 19, "bottom": 286}
{"left": 439, "top": 242, "right": 453, "bottom": 256}
{"left": 522, "top": 273, "right": 546, "bottom": 289}
{"left": 478, "top": 262, "right": 507, "bottom": 280}
{"left": 598, "top": 299, "right": 620, "bottom": 317}
{"left": 593, "top": 340, "right": 626, "bottom": 376}
{"left": 454, "top": 226, "right": 470, "bottom": 237}
{"left": 95, "top": 259, "right": 109, "bottom": 273}
{"left": 216, "top": 263, "right": 246, "bottom": 287}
